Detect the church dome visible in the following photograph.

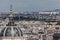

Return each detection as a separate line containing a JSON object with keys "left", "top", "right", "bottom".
{"left": 0, "top": 26, "right": 23, "bottom": 37}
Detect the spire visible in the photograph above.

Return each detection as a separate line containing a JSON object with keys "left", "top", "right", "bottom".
{"left": 10, "top": 4, "right": 13, "bottom": 12}
{"left": 9, "top": 4, "right": 13, "bottom": 17}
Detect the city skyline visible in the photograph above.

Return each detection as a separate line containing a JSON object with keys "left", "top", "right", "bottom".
{"left": 0, "top": 0, "right": 60, "bottom": 12}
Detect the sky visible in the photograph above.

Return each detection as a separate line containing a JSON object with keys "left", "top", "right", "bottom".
{"left": 0, "top": 0, "right": 60, "bottom": 12}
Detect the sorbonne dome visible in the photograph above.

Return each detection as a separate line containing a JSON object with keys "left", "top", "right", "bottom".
{"left": 0, "top": 5, "right": 24, "bottom": 40}
{"left": 0, "top": 26, "right": 23, "bottom": 37}
{"left": 0, "top": 4, "right": 23, "bottom": 38}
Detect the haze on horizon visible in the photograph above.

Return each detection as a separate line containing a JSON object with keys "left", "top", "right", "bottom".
{"left": 0, "top": 0, "right": 60, "bottom": 12}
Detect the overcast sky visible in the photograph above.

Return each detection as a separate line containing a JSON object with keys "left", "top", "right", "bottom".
{"left": 0, "top": 0, "right": 60, "bottom": 12}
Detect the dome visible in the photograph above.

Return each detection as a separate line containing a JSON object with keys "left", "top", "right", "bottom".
{"left": 0, "top": 26, "right": 23, "bottom": 37}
